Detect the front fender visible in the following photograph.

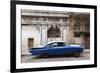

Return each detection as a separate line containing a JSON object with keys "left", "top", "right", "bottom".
{"left": 31, "top": 50, "right": 41, "bottom": 55}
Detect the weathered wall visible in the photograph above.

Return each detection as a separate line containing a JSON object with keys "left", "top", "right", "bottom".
{"left": 21, "top": 25, "right": 41, "bottom": 55}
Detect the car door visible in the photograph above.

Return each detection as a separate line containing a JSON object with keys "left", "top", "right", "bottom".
{"left": 53, "top": 46, "right": 65, "bottom": 55}
{"left": 48, "top": 42, "right": 65, "bottom": 55}
{"left": 45, "top": 42, "right": 60, "bottom": 55}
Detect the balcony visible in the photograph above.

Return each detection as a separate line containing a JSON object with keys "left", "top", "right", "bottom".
{"left": 73, "top": 27, "right": 89, "bottom": 33}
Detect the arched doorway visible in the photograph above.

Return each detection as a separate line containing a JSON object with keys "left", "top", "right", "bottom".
{"left": 47, "top": 24, "right": 61, "bottom": 42}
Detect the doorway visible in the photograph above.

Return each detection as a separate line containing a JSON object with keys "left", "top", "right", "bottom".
{"left": 28, "top": 38, "right": 34, "bottom": 49}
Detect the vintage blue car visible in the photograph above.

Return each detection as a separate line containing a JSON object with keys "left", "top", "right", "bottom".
{"left": 29, "top": 42, "right": 84, "bottom": 57}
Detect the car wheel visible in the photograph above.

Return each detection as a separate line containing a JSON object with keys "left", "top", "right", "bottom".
{"left": 73, "top": 52, "right": 81, "bottom": 57}
{"left": 41, "top": 53, "right": 48, "bottom": 58}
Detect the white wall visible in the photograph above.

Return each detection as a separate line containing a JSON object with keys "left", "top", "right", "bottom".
{"left": 0, "top": 0, "right": 99, "bottom": 73}
{"left": 22, "top": 25, "right": 41, "bottom": 54}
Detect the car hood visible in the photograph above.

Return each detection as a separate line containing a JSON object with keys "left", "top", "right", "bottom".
{"left": 31, "top": 47, "right": 43, "bottom": 50}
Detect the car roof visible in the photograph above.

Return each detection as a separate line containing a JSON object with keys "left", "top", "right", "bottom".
{"left": 47, "top": 41, "right": 65, "bottom": 44}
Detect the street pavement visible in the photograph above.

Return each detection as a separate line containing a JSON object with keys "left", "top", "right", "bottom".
{"left": 21, "top": 50, "right": 90, "bottom": 63}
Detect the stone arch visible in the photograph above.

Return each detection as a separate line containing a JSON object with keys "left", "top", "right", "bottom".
{"left": 47, "top": 25, "right": 61, "bottom": 38}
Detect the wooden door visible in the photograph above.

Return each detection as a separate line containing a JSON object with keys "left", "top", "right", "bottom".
{"left": 85, "top": 37, "right": 90, "bottom": 49}
{"left": 28, "top": 38, "right": 34, "bottom": 49}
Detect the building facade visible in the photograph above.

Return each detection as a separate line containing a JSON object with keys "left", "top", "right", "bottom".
{"left": 21, "top": 9, "right": 90, "bottom": 55}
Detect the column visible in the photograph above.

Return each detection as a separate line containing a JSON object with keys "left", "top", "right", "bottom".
{"left": 61, "top": 27, "right": 68, "bottom": 43}
{"left": 41, "top": 25, "right": 47, "bottom": 45}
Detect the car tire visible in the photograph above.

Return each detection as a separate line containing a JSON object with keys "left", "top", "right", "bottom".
{"left": 73, "top": 52, "right": 81, "bottom": 57}
{"left": 41, "top": 53, "right": 48, "bottom": 58}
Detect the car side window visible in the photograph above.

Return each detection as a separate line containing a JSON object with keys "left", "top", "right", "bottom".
{"left": 45, "top": 43, "right": 58, "bottom": 48}
{"left": 51, "top": 43, "right": 58, "bottom": 47}
{"left": 57, "top": 42, "right": 65, "bottom": 46}
{"left": 45, "top": 43, "right": 53, "bottom": 48}
{"left": 45, "top": 42, "right": 65, "bottom": 48}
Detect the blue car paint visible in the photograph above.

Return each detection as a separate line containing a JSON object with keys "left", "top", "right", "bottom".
{"left": 29, "top": 42, "right": 84, "bottom": 56}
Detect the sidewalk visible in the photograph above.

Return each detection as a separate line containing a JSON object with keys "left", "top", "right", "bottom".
{"left": 84, "top": 49, "right": 90, "bottom": 53}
